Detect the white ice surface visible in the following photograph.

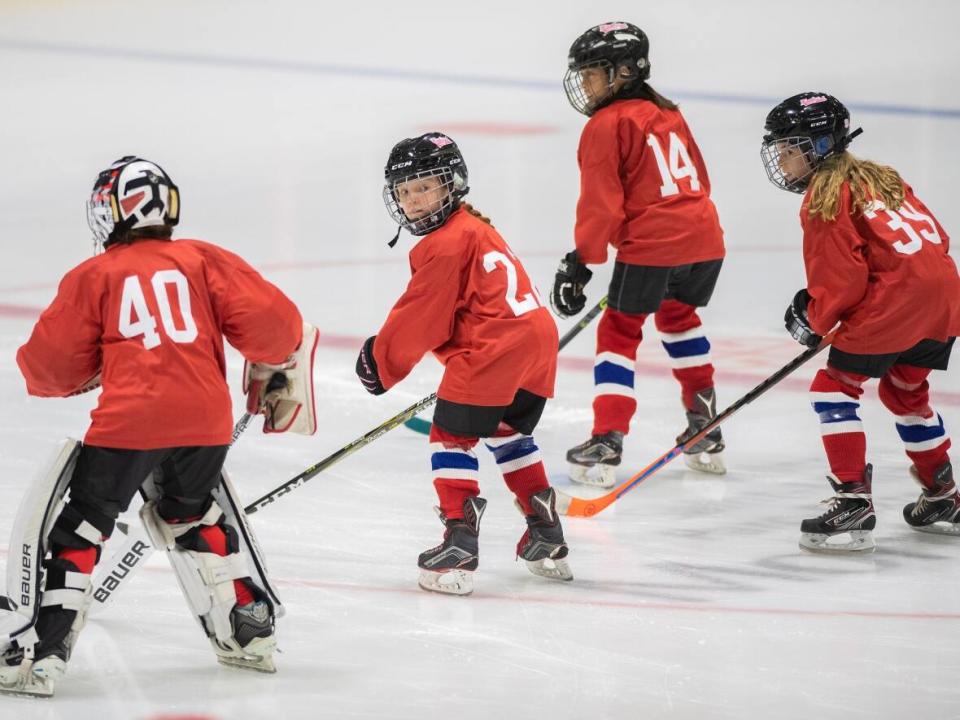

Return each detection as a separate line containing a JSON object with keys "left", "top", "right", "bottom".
{"left": 0, "top": 1, "right": 959, "bottom": 718}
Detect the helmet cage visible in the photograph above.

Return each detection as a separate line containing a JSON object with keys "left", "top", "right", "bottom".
{"left": 563, "top": 60, "right": 617, "bottom": 116}
{"left": 383, "top": 166, "right": 462, "bottom": 236}
{"left": 761, "top": 135, "right": 824, "bottom": 194}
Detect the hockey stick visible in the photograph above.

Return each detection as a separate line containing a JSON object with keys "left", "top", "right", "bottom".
{"left": 556, "top": 332, "right": 835, "bottom": 518}
{"left": 88, "top": 413, "right": 252, "bottom": 611}
{"left": 402, "top": 295, "right": 609, "bottom": 435}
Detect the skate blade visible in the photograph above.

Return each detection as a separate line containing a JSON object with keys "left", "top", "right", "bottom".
{"left": 0, "top": 664, "right": 57, "bottom": 698}
{"left": 683, "top": 450, "right": 727, "bottom": 475}
{"left": 907, "top": 521, "right": 960, "bottom": 536}
{"left": 524, "top": 557, "right": 573, "bottom": 582}
{"left": 568, "top": 463, "right": 616, "bottom": 489}
{"left": 799, "top": 530, "right": 876, "bottom": 554}
{"left": 217, "top": 654, "right": 277, "bottom": 674}
{"left": 214, "top": 636, "right": 277, "bottom": 674}
{"left": 418, "top": 568, "right": 474, "bottom": 596}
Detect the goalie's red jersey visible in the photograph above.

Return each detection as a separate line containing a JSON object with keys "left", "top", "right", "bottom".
{"left": 802, "top": 182, "right": 960, "bottom": 354}
{"left": 574, "top": 98, "right": 726, "bottom": 267}
{"left": 374, "top": 207, "right": 558, "bottom": 406}
{"left": 17, "top": 238, "right": 302, "bottom": 449}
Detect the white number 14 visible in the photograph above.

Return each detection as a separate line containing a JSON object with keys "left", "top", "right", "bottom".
{"left": 647, "top": 132, "right": 701, "bottom": 198}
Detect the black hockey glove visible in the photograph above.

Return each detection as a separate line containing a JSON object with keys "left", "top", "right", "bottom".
{"left": 356, "top": 336, "right": 386, "bottom": 395}
{"left": 784, "top": 289, "right": 823, "bottom": 348}
{"left": 550, "top": 250, "right": 593, "bottom": 318}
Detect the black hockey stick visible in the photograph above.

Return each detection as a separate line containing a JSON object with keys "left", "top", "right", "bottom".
{"left": 402, "top": 295, "right": 609, "bottom": 435}
{"left": 557, "top": 332, "right": 836, "bottom": 517}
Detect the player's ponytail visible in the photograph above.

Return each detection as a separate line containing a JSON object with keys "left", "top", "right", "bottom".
{"left": 620, "top": 81, "right": 678, "bottom": 111}
{"left": 806, "top": 153, "right": 905, "bottom": 222}
{"left": 460, "top": 202, "right": 493, "bottom": 226}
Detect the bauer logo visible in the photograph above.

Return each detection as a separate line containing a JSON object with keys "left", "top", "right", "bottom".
{"left": 20, "top": 544, "right": 32, "bottom": 606}
{"left": 800, "top": 95, "right": 828, "bottom": 107}
{"left": 92, "top": 540, "right": 150, "bottom": 603}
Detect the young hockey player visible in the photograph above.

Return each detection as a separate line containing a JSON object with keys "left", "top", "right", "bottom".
{"left": 553, "top": 22, "right": 728, "bottom": 488}
{"left": 356, "top": 132, "right": 572, "bottom": 596}
{"left": 2, "top": 156, "right": 318, "bottom": 696}
{"left": 761, "top": 92, "right": 960, "bottom": 552}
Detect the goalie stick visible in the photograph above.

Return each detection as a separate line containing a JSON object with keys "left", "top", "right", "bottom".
{"left": 556, "top": 332, "right": 835, "bottom": 518}
{"left": 402, "top": 295, "right": 609, "bottom": 435}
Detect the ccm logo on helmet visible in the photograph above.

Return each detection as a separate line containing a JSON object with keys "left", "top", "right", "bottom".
{"left": 390, "top": 161, "right": 414, "bottom": 171}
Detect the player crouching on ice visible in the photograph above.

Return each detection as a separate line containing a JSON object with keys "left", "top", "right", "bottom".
{"left": 554, "top": 23, "right": 728, "bottom": 489}
{"left": 1, "top": 156, "right": 319, "bottom": 696}
{"left": 761, "top": 93, "right": 960, "bottom": 553}
{"left": 355, "top": 133, "right": 572, "bottom": 596}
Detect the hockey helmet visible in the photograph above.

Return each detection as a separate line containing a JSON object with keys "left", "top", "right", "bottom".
{"left": 564, "top": 22, "right": 651, "bottom": 116}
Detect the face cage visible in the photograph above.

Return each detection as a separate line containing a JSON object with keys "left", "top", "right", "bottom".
{"left": 563, "top": 61, "right": 614, "bottom": 116}
{"left": 383, "top": 168, "right": 458, "bottom": 236}
{"left": 760, "top": 136, "right": 820, "bottom": 194}
{"left": 86, "top": 197, "right": 115, "bottom": 255}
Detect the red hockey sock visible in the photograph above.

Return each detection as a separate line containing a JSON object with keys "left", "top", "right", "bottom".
{"left": 593, "top": 308, "right": 645, "bottom": 435}
{"left": 811, "top": 367, "right": 868, "bottom": 482}
{"left": 655, "top": 299, "right": 716, "bottom": 411}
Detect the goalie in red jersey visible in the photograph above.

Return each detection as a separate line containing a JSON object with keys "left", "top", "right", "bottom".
{"left": 2, "top": 156, "right": 317, "bottom": 696}
{"left": 762, "top": 93, "right": 960, "bottom": 553}
{"left": 355, "top": 133, "right": 572, "bottom": 596}
{"left": 552, "top": 22, "right": 728, "bottom": 489}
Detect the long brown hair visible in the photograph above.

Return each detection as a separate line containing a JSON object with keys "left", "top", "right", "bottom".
{"left": 806, "top": 153, "right": 905, "bottom": 222}
{"left": 460, "top": 202, "right": 493, "bottom": 226}
{"left": 620, "top": 80, "right": 678, "bottom": 110}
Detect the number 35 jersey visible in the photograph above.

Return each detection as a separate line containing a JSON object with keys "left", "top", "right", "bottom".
{"left": 16, "top": 238, "right": 303, "bottom": 449}
{"left": 802, "top": 182, "right": 960, "bottom": 355}
{"left": 574, "top": 98, "right": 725, "bottom": 267}
{"left": 374, "top": 208, "right": 558, "bottom": 406}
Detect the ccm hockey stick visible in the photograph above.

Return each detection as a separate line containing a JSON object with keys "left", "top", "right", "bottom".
{"left": 556, "top": 332, "right": 836, "bottom": 518}
{"left": 88, "top": 413, "right": 252, "bottom": 612}
{"left": 403, "top": 295, "right": 609, "bottom": 435}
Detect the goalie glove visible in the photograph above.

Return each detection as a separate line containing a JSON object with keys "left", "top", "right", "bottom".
{"left": 550, "top": 250, "right": 592, "bottom": 318}
{"left": 784, "top": 289, "right": 823, "bottom": 348}
{"left": 243, "top": 322, "right": 320, "bottom": 435}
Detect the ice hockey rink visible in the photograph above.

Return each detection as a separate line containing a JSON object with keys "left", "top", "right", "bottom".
{"left": 1, "top": 1, "right": 959, "bottom": 718}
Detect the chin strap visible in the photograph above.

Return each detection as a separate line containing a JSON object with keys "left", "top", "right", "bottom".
{"left": 387, "top": 225, "right": 402, "bottom": 248}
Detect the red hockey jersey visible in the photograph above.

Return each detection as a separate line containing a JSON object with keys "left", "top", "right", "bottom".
{"left": 374, "top": 208, "right": 557, "bottom": 406}
{"left": 574, "top": 98, "right": 725, "bottom": 267}
{"left": 802, "top": 182, "right": 960, "bottom": 354}
{"left": 17, "top": 238, "right": 303, "bottom": 449}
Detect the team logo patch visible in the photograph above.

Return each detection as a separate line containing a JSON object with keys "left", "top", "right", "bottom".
{"left": 598, "top": 22, "right": 629, "bottom": 33}
{"left": 800, "top": 95, "right": 828, "bottom": 107}
{"left": 429, "top": 135, "right": 453, "bottom": 148}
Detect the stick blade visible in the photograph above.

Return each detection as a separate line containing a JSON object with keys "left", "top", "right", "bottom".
{"left": 555, "top": 488, "right": 616, "bottom": 518}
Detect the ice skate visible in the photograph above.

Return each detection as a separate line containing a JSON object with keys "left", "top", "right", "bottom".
{"left": 214, "top": 599, "right": 277, "bottom": 673}
{"left": 566, "top": 431, "right": 622, "bottom": 488}
{"left": 676, "top": 388, "right": 726, "bottom": 475}
{"left": 0, "top": 640, "right": 67, "bottom": 699}
{"left": 799, "top": 466, "right": 876, "bottom": 553}
{"left": 904, "top": 462, "right": 960, "bottom": 536}
{"left": 516, "top": 488, "right": 573, "bottom": 581}
{"left": 418, "top": 496, "right": 486, "bottom": 596}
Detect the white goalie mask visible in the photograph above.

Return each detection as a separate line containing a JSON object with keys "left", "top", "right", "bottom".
{"left": 86, "top": 156, "right": 180, "bottom": 254}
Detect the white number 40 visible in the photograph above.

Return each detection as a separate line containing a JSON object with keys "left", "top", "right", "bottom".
{"left": 119, "top": 270, "right": 198, "bottom": 349}
{"left": 647, "top": 132, "right": 701, "bottom": 198}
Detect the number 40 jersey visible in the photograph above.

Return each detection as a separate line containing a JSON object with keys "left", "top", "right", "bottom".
{"left": 373, "top": 207, "right": 558, "bottom": 407}
{"left": 16, "top": 238, "right": 303, "bottom": 449}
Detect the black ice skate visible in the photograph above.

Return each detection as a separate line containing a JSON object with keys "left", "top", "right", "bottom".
{"left": 516, "top": 489, "right": 573, "bottom": 581}
{"left": 418, "top": 496, "right": 487, "bottom": 596}
{"left": 799, "top": 465, "right": 876, "bottom": 554}
{"left": 676, "top": 388, "right": 726, "bottom": 475}
{"left": 566, "top": 431, "right": 623, "bottom": 488}
{"left": 904, "top": 462, "right": 960, "bottom": 535}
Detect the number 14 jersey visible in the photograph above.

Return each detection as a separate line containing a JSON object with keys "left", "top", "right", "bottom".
{"left": 16, "top": 238, "right": 303, "bottom": 449}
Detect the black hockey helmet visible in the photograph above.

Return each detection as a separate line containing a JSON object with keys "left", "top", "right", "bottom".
{"left": 563, "top": 22, "right": 651, "bottom": 116}
{"left": 382, "top": 132, "right": 469, "bottom": 243}
{"left": 761, "top": 92, "right": 863, "bottom": 193}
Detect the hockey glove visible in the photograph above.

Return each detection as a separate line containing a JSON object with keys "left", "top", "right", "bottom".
{"left": 550, "top": 250, "right": 593, "bottom": 318}
{"left": 784, "top": 289, "right": 823, "bottom": 348}
{"left": 244, "top": 322, "right": 319, "bottom": 435}
{"left": 356, "top": 336, "right": 386, "bottom": 396}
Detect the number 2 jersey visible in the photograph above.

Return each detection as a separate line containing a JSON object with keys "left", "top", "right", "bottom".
{"left": 373, "top": 207, "right": 558, "bottom": 406}
{"left": 16, "top": 238, "right": 303, "bottom": 449}
{"left": 574, "top": 98, "right": 725, "bottom": 267}
{"left": 802, "top": 181, "right": 960, "bottom": 355}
